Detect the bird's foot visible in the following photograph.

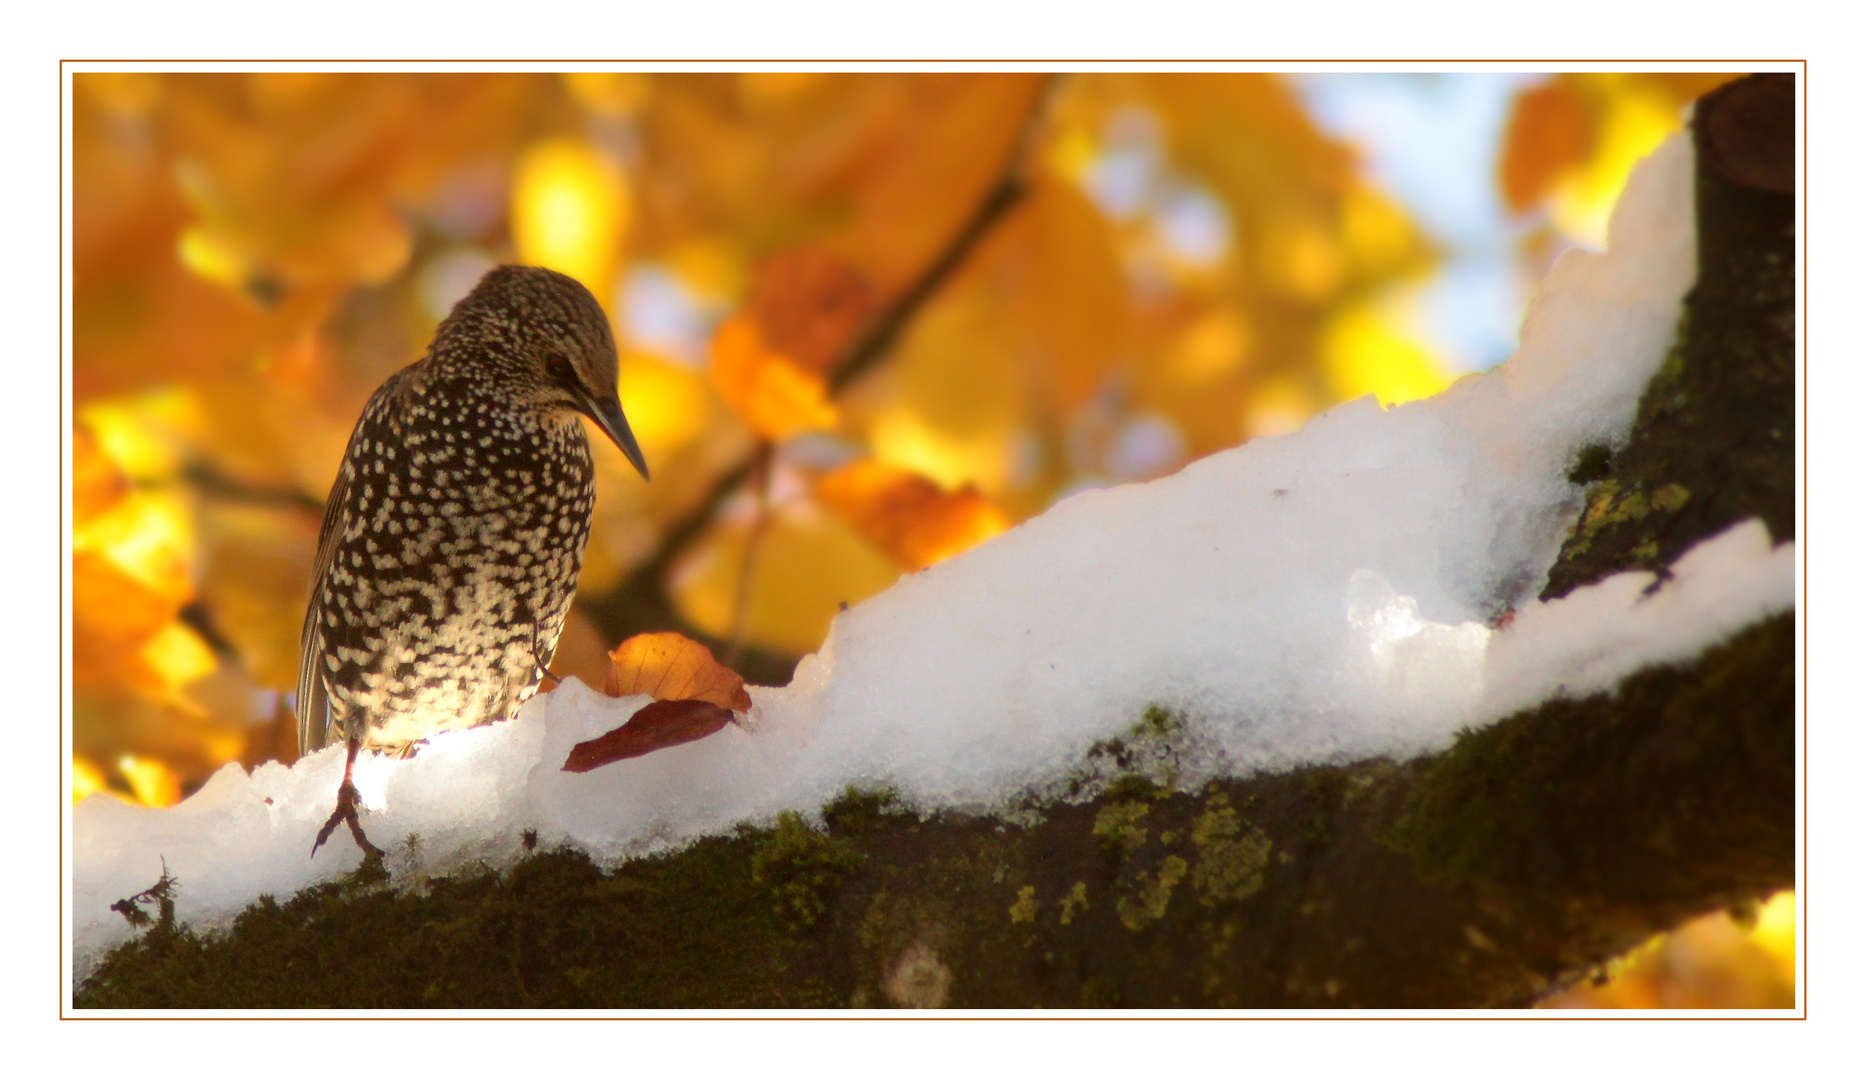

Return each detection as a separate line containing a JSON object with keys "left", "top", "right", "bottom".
{"left": 311, "top": 780, "right": 385, "bottom": 860}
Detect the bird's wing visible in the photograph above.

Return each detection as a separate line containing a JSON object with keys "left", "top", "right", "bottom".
{"left": 296, "top": 371, "right": 412, "bottom": 756}
{"left": 296, "top": 452, "right": 349, "bottom": 756}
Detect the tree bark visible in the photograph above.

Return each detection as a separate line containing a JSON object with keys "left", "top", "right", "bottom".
{"left": 75, "top": 75, "right": 1795, "bottom": 1010}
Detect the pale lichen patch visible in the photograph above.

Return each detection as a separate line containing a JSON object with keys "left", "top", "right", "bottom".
{"left": 883, "top": 942, "right": 952, "bottom": 1009}
{"left": 1189, "top": 795, "right": 1273, "bottom": 905}
{"left": 1117, "top": 855, "right": 1187, "bottom": 931}
{"left": 1093, "top": 801, "right": 1151, "bottom": 856}
{"left": 1008, "top": 885, "right": 1038, "bottom": 924}
{"left": 1059, "top": 881, "right": 1089, "bottom": 925}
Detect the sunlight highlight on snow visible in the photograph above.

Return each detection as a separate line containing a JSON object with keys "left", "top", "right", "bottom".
{"left": 1347, "top": 569, "right": 1490, "bottom": 714}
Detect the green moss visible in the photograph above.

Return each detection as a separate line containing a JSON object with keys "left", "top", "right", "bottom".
{"left": 1135, "top": 704, "right": 1184, "bottom": 739}
{"left": 1303, "top": 770, "right": 1350, "bottom": 846}
{"left": 822, "top": 784, "right": 909, "bottom": 833}
{"left": 1566, "top": 443, "right": 1614, "bottom": 485}
{"left": 1391, "top": 615, "right": 1793, "bottom": 907}
{"left": 1103, "top": 774, "right": 1165, "bottom": 802}
{"left": 78, "top": 835, "right": 815, "bottom": 1008}
{"left": 751, "top": 811, "right": 864, "bottom": 932}
{"left": 1079, "top": 704, "right": 1187, "bottom": 787}
{"left": 108, "top": 861, "right": 179, "bottom": 931}
{"left": 1080, "top": 975, "right": 1120, "bottom": 1008}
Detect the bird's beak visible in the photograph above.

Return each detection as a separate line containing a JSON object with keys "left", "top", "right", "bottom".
{"left": 583, "top": 393, "right": 650, "bottom": 481}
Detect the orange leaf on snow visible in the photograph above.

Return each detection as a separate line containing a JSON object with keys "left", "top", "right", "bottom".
{"left": 562, "top": 699, "right": 737, "bottom": 772}
{"left": 601, "top": 631, "right": 753, "bottom": 711}
{"left": 707, "top": 314, "right": 840, "bottom": 441}
{"left": 816, "top": 459, "right": 1010, "bottom": 572}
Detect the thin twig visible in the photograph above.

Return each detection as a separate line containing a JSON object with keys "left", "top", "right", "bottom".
{"left": 179, "top": 459, "right": 325, "bottom": 513}
{"left": 724, "top": 442, "right": 776, "bottom": 669}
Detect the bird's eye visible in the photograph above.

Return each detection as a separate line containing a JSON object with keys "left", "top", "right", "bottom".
{"left": 545, "top": 353, "right": 581, "bottom": 392}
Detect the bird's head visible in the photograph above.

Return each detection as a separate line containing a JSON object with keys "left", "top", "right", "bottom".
{"left": 435, "top": 264, "right": 650, "bottom": 480}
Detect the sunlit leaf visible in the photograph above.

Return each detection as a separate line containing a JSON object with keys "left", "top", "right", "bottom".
{"left": 118, "top": 754, "right": 182, "bottom": 808}
{"left": 707, "top": 314, "right": 839, "bottom": 440}
{"left": 861, "top": 285, "right": 1026, "bottom": 494}
{"left": 1165, "top": 309, "right": 1253, "bottom": 386}
{"left": 815, "top": 459, "right": 1011, "bottom": 572}
{"left": 1321, "top": 301, "right": 1459, "bottom": 407}
{"left": 1006, "top": 173, "right": 1131, "bottom": 410}
{"left": 1338, "top": 181, "right": 1432, "bottom": 282}
{"left": 563, "top": 72, "right": 652, "bottom": 119}
{"left": 72, "top": 424, "right": 132, "bottom": 522}
{"left": 602, "top": 631, "right": 752, "bottom": 711}
{"left": 1499, "top": 82, "right": 1594, "bottom": 214}
{"left": 743, "top": 247, "right": 875, "bottom": 374}
{"left": 1539, "top": 890, "right": 1796, "bottom": 1009}
{"left": 672, "top": 502, "right": 902, "bottom": 656}
{"left": 841, "top": 74, "right": 1050, "bottom": 292}
{"left": 136, "top": 622, "right": 219, "bottom": 697}
{"left": 1500, "top": 74, "right": 1740, "bottom": 246}
{"left": 615, "top": 350, "right": 717, "bottom": 451}
{"left": 72, "top": 757, "right": 109, "bottom": 803}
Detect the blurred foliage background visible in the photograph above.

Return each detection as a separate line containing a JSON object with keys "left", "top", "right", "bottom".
{"left": 67, "top": 69, "right": 1788, "bottom": 1006}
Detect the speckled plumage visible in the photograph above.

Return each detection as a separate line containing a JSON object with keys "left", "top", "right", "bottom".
{"left": 298, "top": 265, "right": 647, "bottom": 759}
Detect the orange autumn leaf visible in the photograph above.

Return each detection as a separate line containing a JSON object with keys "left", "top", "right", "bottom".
{"left": 816, "top": 459, "right": 1011, "bottom": 572}
{"left": 708, "top": 314, "right": 840, "bottom": 441}
{"left": 745, "top": 247, "right": 875, "bottom": 374}
{"left": 1498, "top": 82, "right": 1595, "bottom": 213}
{"left": 562, "top": 698, "right": 737, "bottom": 772}
{"left": 1008, "top": 173, "right": 1131, "bottom": 411}
{"left": 601, "top": 631, "right": 753, "bottom": 711}
{"left": 841, "top": 74, "right": 1049, "bottom": 292}
{"left": 707, "top": 248, "right": 873, "bottom": 440}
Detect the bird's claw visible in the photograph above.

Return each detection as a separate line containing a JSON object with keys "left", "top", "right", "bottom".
{"left": 311, "top": 780, "right": 384, "bottom": 860}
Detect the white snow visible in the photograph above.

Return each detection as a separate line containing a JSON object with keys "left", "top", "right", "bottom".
{"left": 70, "top": 133, "right": 1797, "bottom": 979}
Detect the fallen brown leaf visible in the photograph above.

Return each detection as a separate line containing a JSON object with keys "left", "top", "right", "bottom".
{"left": 562, "top": 699, "right": 737, "bottom": 772}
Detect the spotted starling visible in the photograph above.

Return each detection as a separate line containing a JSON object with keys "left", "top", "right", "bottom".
{"left": 298, "top": 265, "right": 648, "bottom": 856}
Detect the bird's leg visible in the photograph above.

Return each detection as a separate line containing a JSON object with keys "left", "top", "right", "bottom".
{"left": 311, "top": 732, "right": 385, "bottom": 860}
